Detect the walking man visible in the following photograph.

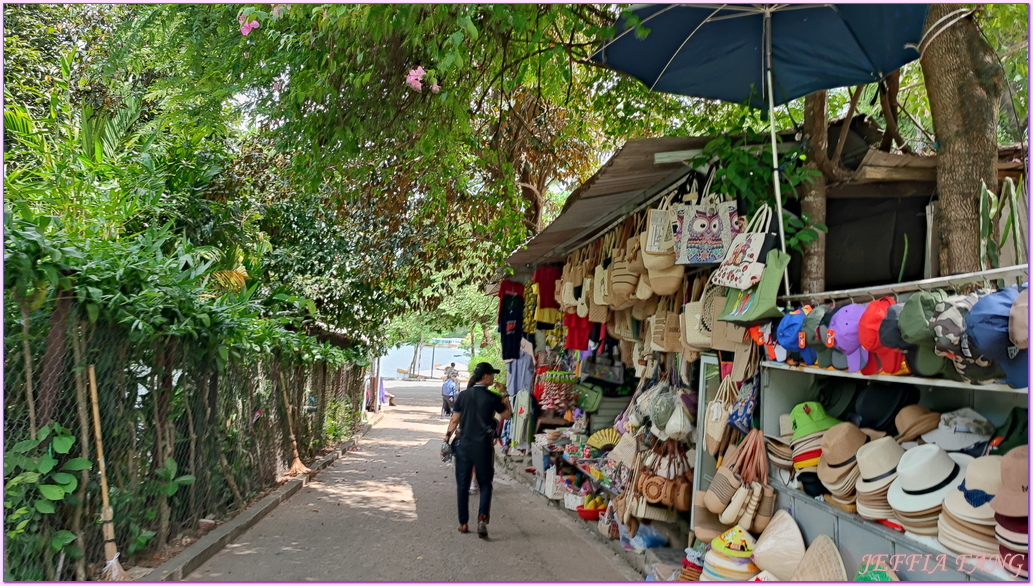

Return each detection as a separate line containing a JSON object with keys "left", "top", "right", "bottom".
{"left": 443, "top": 362, "right": 512, "bottom": 538}
{"left": 441, "top": 376, "right": 457, "bottom": 417}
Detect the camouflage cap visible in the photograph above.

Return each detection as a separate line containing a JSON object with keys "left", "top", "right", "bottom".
{"left": 929, "top": 292, "right": 1004, "bottom": 383}
{"left": 898, "top": 289, "right": 948, "bottom": 345}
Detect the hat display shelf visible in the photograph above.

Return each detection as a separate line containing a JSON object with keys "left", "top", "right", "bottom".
{"left": 691, "top": 266, "right": 1029, "bottom": 583}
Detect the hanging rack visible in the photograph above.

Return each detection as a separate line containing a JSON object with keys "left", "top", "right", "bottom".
{"left": 779, "top": 265, "right": 1028, "bottom": 303}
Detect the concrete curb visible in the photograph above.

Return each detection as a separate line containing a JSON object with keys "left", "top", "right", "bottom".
{"left": 144, "top": 413, "right": 384, "bottom": 581}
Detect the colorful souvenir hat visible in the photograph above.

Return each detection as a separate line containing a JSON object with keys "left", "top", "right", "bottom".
{"left": 943, "top": 455, "right": 1003, "bottom": 525}
{"left": 776, "top": 308, "right": 817, "bottom": 365}
{"left": 829, "top": 303, "right": 870, "bottom": 373}
{"left": 859, "top": 296, "right": 905, "bottom": 374}
{"left": 898, "top": 290, "right": 950, "bottom": 376}
{"left": 711, "top": 525, "right": 757, "bottom": 559}
{"left": 991, "top": 445, "right": 1029, "bottom": 518}
{"left": 791, "top": 402, "right": 841, "bottom": 442}
{"left": 921, "top": 408, "right": 994, "bottom": 452}
{"left": 967, "top": 286, "right": 1029, "bottom": 389}
{"left": 887, "top": 444, "right": 973, "bottom": 514}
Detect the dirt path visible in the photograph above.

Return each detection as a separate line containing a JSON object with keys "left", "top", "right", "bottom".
{"left": 187, "top": 381, "right": 640, "bottom": 581}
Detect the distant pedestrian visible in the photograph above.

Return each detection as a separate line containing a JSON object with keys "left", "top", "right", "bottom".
{"left": 441, "top": 377, "right": 457, "bottom": 418}
{"left": 444, "top": 362, "right": 459, "bottom": 381}
{"left": 442, "top": 362, "right": 511, "bottom": 538}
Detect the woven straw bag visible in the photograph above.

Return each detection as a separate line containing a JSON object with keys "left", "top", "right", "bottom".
{"left": 663, "top": 297, "right": 683, "bottom": 352}
{"left": 683, "top": 279, "right": 723, "bottom": 351}
{"left": 649, "top": 262, "right": 685, "bottom": 296}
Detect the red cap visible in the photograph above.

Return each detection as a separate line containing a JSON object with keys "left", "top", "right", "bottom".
{"left": 858, "top": 296, "right": 904, "bottom": 374}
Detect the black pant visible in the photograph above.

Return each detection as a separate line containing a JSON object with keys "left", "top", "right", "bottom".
{"left": 455, "top": 442, "right": 494, "bottom": 525}
{"left": 442, "top": 395, "right": 455, "bottom": 416}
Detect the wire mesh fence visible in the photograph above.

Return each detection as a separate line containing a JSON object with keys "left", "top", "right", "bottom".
{"left": 3, "top": 299, "right": 368, "bottom": 580}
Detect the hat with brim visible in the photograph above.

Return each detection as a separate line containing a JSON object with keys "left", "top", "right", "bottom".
{"left": 995, "top": 512, "right": 1029, "bottom": 534}
{"left": 790, "top": 535, "right": 847, "bottom": 582}
{"left": 856, "top": 436, "right": 906, "bottom": 494}
{"left": 996, "top": 526, "right": 1029, "bottom": 551}
{"left": 991, "top": 445, "right": 1030, "bottom": 518}
{"left": 849, "top": 383, "right": 919, "bottom": 433}
{"left": 799, "top": 472, "right": 828, "bottom": 498}
{"left": 830, "top": 304, "right": 870, "bottom": 372}
{"left": 817, "top": 378, "right": 861, "bottom": 420}
{"left": 967, "top": 286, "right": 1029, "bottom": 388}
{"left": 1001, "top": 544, "right": 1028, "bottom": 576}
{"left": 776, "top": 310, "right": 817, "bottom": 365}
{"left": 895, "top": 404, "right": 942, "bottom": 443}
{"left": 824, "top": 494, "right": 858, "bottom": 514}
{"left": 803, "top": 305, "right": 833, "bottom": 368}
{"left": 921, "top": 408, "right": 994, "bottom": 452}
{"left": 711, "top": 525, "right": 757, "bottom": 559}
{"left": 942, "top": 455, "right": 1003, "bottom": 525}
{"left": 817, "top": 422, "right": 875, "bottom": 485}
{"left": 938, "top": 519, "right": 999, "bottom": 556}
{"left": 941, "top": 507, "right": 997, "bottom": 538}
{"left": 908, "top": 344, "right": 949, "bottom": 377}
{"left": 888, "top": 444, "right": 973, "bottom": 513}
{"left": 898, "top": 290, "right": 951, "bottom": 375}
{"left": 790, "top": 402, "right": 841, "bottom": 443}
{"left": 857, "top": 503, "right": 894, "bottom": 521}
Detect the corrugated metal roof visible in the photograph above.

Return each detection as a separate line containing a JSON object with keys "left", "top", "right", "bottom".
{"left": 507, "top": 137, "right": 714, "bottom": 270}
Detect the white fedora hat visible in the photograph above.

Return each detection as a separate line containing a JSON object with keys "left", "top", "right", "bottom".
{"left": 888, "top": 444, "right": 973, "bottom": 513}
{"left": 943, "top": 455, "right": 1003, "bottom": 525}
{"left": 855, "top": 436, "right": 905, "bottom": 494}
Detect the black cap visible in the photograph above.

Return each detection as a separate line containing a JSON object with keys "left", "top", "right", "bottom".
{"left": 472, "top": 362, "right": 501, "bottom": 380}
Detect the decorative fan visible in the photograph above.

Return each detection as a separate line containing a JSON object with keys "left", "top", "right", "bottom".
{"left": 587, "top": 428, "right": 621, "bottom": 451}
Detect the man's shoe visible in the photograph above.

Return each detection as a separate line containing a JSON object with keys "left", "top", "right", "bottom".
{"left": 477, "top": 515, "right": 488, "bottom": 539}
{"left": 458, "top": 524, "right": 469, "bottom": 533}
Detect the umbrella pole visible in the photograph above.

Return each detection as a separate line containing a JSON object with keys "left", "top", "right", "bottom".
{"left": 765, "top": 13, "right": 791, "bottom": 297}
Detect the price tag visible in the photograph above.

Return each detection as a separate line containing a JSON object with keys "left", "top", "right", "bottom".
{"left": 826, "top": 329, "right": 836, "bottom": 348}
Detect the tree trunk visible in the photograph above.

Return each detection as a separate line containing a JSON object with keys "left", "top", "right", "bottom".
{"left": 19, "top": 298, "right": 37, "bottom": 440}
{"left": 519, "top": 166, "right": 543, "bottom": 234}
{"left": 921, "top": 5, "right": 1005, "bottom": 275}
{"left": 37, "top": 290, "right": 73, "bottom": 427}
{"left": 802, "top": 91, "right": 829, "bottom": 294}
{"left": 409, "top": 334, "right": 422, "bottom": 377}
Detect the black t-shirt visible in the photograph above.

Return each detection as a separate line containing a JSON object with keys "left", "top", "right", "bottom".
{"left": 454, "top": 385, "right": 506, "bottom": 447}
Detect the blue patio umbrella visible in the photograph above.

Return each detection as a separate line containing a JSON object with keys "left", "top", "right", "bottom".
{"left": 593, "top": 4, "right": 929, "bottom": 293}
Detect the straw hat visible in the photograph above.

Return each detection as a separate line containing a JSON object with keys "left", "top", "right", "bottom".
{"left": 817, "top": 423, "right": 871, "bottom": 485}
{"left": 991, "top": 445, "right": 1029, "bottom": 518}
{"left": 823, "top": 466, "right": 861, "bottom": 498}
{"left": 942, "top": 455, "right": 1002, "bottom": 525}
{"left": 824, "top": 494, "right": 858, "bottom": 514}
{"left": 996, "top": 527, "right": 1029, "bottom": 552}
{"left": 887, "top": 444, "right": 973, "bottom": 514}
{"left": 855, "top": 436, "right": 906, "bottom": 494}
{"left": 940, "top": 507, "right": 997, "bottom": 538}
{"left": 894, "top": 404, "right": 941, "bottom": 443}
{"left": 711, "top": 525, "right": 756, "bottom": 559}
{"left": 937, "top": 517, "right": 999, "bottom": 556}
{"left": 790, "top": 535, "right": 847, "bottom": 582}
{"left": 856, "top": 501, "right": 895, "bottom": 521}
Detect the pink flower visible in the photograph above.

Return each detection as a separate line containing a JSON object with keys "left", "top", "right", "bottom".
{"left": 431, "top": 84, "right": 441, "bottom": 93}
{"left": 241, "top": 19, "right": 260, "bottom": 36}
{"left": 238, "top": 12, "right": 246, "bottom": 25}
{"left": 405, "top": 67, "right": 426, "bottom": 92}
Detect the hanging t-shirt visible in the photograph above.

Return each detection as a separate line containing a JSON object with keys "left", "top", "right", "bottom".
{"left": 564, "top": 312, "right": 591, "bottom": 351}
{"left": 497, "top": 279, "right": 525, "bottom": 360}
{"left": 533, "top": 266, "right": 562, "bottom": 326}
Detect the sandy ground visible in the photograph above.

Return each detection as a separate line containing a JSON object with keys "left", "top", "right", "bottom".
{"left": 187, "top": 381, "right": 640, "bottom": 581}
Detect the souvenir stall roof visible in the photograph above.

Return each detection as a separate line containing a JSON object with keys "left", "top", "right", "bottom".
{"left": 506, "top": 135, "right": 784, "bottom": 271}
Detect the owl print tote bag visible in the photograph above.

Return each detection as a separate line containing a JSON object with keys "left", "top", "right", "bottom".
{"left": 675, "top": 173, "right": 739, "bottom": 266}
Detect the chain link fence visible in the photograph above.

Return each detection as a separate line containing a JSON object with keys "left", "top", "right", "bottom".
{"left": 4, "top": 299, "right": 368, "bottom": 580}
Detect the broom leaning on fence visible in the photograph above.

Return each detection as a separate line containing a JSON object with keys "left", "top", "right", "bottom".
{"left": 279, "top": 371, "right": 312, "bottom": 476}
{"left": 87, "top": 365, "right": 130, "bottom": 581}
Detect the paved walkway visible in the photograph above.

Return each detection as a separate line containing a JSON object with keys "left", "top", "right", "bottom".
{"left": 188, "top": 381, "right": 640, "bottom": 581}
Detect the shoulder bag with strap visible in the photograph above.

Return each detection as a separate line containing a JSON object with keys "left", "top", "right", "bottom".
{"left": 711, "top": 204, "right": 780, "bottom": 290}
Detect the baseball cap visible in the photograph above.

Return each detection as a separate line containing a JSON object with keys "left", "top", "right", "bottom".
{"left": 931, "top": 293, "right": 1004, "bottom": 384}
{"left": 820, "top": 305, "right": 850, "bottom": 370}
{"left": 776, "top": 308, "right": 817, "bottom": 365}
{"left": 967, "top": 286, "right": 1029, "bottom": 388}
{"left": 829, "top": 304, "right": 870, "bottom": 373}
{"left": 1009, "top": 286, "right": 1028, "bottom": 349}
{"left": 898, "top": 290, "right": 950, "bottom": 376}
{"left": 472, "top": 362, "right": 502, "bottom": 380}
{"left": 803, "top": 305, "right": 833, "bottom": 368}
{"left": 859, "top": 296, "right": 905, "bottom": 375}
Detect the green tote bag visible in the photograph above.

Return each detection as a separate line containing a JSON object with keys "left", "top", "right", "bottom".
{"left": 717, "top": 249, "right": 789, "bottom": 325}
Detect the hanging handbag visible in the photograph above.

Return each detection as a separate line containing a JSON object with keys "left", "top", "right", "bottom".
{"left": 644, "top": 192, "right": 678, "bottom": 255}
{"left": 711, "top": 204, "right": 780, "bottom": 290}
{"left": 728, "top": 373, "right": 759, "bottom": 434}
{"left": 752, "top": 434, "right": 777, "bottom": 534}
{"left": 626, "top": 214, "right": 647, "bottom": 275}
{"left": 718, "top": 249, "right": 789, "bottom": 325}
{"left": 703, "top": 431, "right": 755, "bottom": 514}
{"left": 737, "top": 481, "right": 763, "bottom": 532}
{"left": 683, "top": 279, "right": 723, "bottom": 351}
{"left": 664, "top": 390, "right": 695, "bottom": 441}
{"left": 676, "top": 172, "right": 740, "bottom": 265}
{"left": 704, "top": 374, "right": 736, "bottom": 457}
{"left": 663, "top": 296, "right": 683, "bottom": 352}
{"left": 648, "top": 263, "right": 685, "bottom": 296}
{"left": 710, "top": 294, "right": 748, "bottom": 352}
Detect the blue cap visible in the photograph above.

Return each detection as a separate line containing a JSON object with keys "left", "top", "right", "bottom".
{"left": 776, "top": 309, "right": 817, "bottom": 365}
{"left": 967, "top": 286, "right": 1028, "bottom": 389}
